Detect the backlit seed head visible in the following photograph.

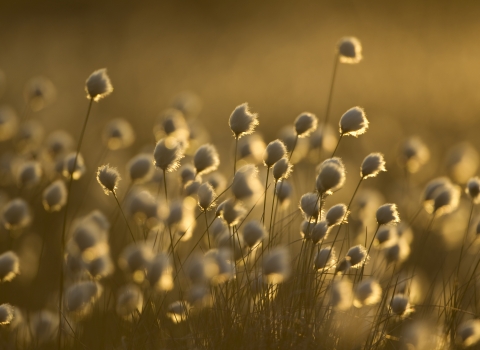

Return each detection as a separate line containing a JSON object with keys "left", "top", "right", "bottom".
{"left": 210, "top": 217, "right": 228, "bottom": 241}
{"left": 2, "top": 198, "right": 31, "bottom": 230}
{"left": 85, "top": 68, "right": 113, "bottom": 101}
{"left": 126, "top": 189, "right": 159, "bottom": 225}
{"left": 42, "top": 179, "right": 67, "bottom": 212}
{"left": 375, "top": 226, "right": 396, "bottom": 246}
{"left": 445, "top": 142, "right": 479, "bottom": 184}
{"left": 263, "top": 247, "right": 290, "bottom": 284}
{"left": 187, "top": 285, "right": 211, "bottom": 307}
{"left": 432, "top": 183, "right": 461, "bottom": 216}
{"left": 0, "top": 106, "right": 18, "bottom": 141}
{"left": 24, "top": 76, "right": 56, "bottom": 112}
{"left": 242, "top": 220, "right": 267, "bottom": 248}
{"left": 300, "top": 192, "right": 320, "bottom": 219}
{"left": 102, "top": 118, "right": 135, "bottom": 150}
{"left": 167, "top": 301, "right": 190, "bottom": 324}
{"left": 361, "top": 153, "right": 386, "bottom": 179}
{"left": 458, "top": 319, "right": 480, "bottom": 348}
{"left": 207, "top": 172, "right": 227, "bottom": 193}
{"left": 68, "top": 222, "right": 108, "bottom": 262}
{"left": 390, "top": 294, "right": 413, "bottom": 316}
{"left": 116, "top": 284, "right": 143, "bottom": 319}
{"left": 400, "top": 136, "right": 430, "bottom": 173}
{"left": 193, "top": 144, "right": 220, "bottom": 175}
{"left": 180, "top": 164, "right": 197, "bottom": 185}
{"left": 337, "top": 37, "right": 362, "bottom": 64}
{"left": 353, "top": 279, "right": 382, "bottom": 307}
{"left": 325, "top": 204, "right": 348, "bottom": 227}
{"left": 263, "top": 140, "right": 287, "bottom": 168}
{"left": 238, "top": 134, "right": 266, "bottom": 164}
{"left": 384, "top": 238, "right": 411, "bottom": 264}
{"left": 146, "top": 253, "right": 173, "bottom": 291}
{"left": 300, "top": 220, "right": 313, "bottom": 240}
{"left": 154, "top": 108, "right": 189, "bottom": 142}
{"left": 86, "top": 254, "right": 114, "bottom": 280}
{"left": 16, "top": 161, "right": 42, "bottom": 188}
{"left": 466, "top": 177, "right": 480, "bottom": 204}
{"left": 339, "top": 107, "right": 368, "bottom": 137}
{"left": 316, "top": 157, "right": 346, "bottom": 194}
{"left": 45, "top": 130, "right": 74, "bottom": 158}
{"left": 376, "top": 203, "right": 400, "bottom": 225}
{"left": 167, "top": 198, "right": 197, "bottom": 242}
{"left": 119, "top": 243, "right": 154, "bottom": 280}
{"left": 0, "top": 251, "right": 20, "bottom": 282}
{"left": 197, "top": 182, "right": 216, "bottom": 211}
{"left": 204, "top": 248, "right": 235, "bottom": 284}
{"left": 272, "top": 157, "right": 293, "bottom": 181}
{"left": 0, "top": 303, "right": 14, "bottom": 325}
{"left": 232, "top": 164, "right": 263, "bottom": 202}
{"left": 186, "top": 254, "right": 206, "bottom": 285}
{"left": 309, "top": 124, "right": 337, "bottom": 152}
{"left": 217, "top": 198, "right": 246, "bottom": 227}
{"left": 335, "top": 257, "right": 351, "bottom": 275}
{"left": 30, "top": 310, "right": 59, "bottom": 343}
{"left": 184, "top": 179, "right": 201, "bottom": 197}
{"left": 62, "top": 152, "right": 86, "bottom": 180}
{"left": 229, "top": 103, "right": 259, "bottom": 139}
{"left": 217, "top": 232, "right": 246, "bottom": 261}
{"left": 314, "top": 247, "right": 336, "bottom": 271}
{"left": 126, "top": 153, "right": 154, "bottom": 184}
{"left": 172, "top": 91, "right": 202, "bottom": 118}
{"left": 276, "top": 180, "right": 292, "bottom": 205}
{"left": 311, "top": 221, "right": 329, "bottom": 244}
{"left": 331, "top": 280, "right": 353, "bottom": 311}
{"left": 294, "top": 112, "right": 318, "bottom": 137}
{"left": 65, "top": 281, "right": 103, "bottom": 316}
{"left": 153, "top": 137, "right": 185, "bottom": 173}
{"left": 346, "top": 245, "right": 369, "bottom": 268}
{"left": 16, "top": 120, "right": 45, "bottom": 151}
{"left": 96, "top": 164, "right": 121, "bottom": 195}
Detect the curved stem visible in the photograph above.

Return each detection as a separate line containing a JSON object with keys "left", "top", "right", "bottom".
{"left": 289, "top": 134, "right": 298, "bottom": 162}
{"left": 323, "top": 53, "right": 339, "bottom": 128}
{"left": 331, "top": 133, "right": 343, "bottom": 158}
{"left": 113, "top": 192, "right": 136, "bottom": 243}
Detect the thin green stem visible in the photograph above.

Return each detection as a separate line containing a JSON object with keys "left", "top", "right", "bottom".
{"left": 262, "top": 167, "right": 270, "bottom": 224}
{"left": 331, "top": 133, "right": 343, "bottom": 158}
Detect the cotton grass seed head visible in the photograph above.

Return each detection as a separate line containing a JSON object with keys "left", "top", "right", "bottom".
{"left": 96, "top": 164, "right": 121, "bottom": 195}
{"left": 42, "top": 179, "right": 67, "bottom": 212}
{"left": 384, "top": 238, "right": 411, "bottom": 264}
{"left": 16, "top": 160, "right": 42, "bottom": 188}
{"left": 118, "top": 243, "right": 154, "bottom": 281}
{"left": 193, "top": 144, "right": 220, "bottom": 175}
{"left": 337, "top": 37, "right": 362, "bottom": 64}
{"left": 238, "top": 134, "right": 266, "bottom": 164}
{"left": 300, "top": 192, "right": 320, "bottom": 219}
{"left": 331, "top": 280, "right": 353, "bottom": 311}
{"left": 276, "top": 180, "right": 292, "bottom": 205}
{"left": 45, "top": 130, "right": 74, "bottom": 158}
{"left": 263, "top": 139, "right": 287, "bottom": 168}
{"left": 197, "top": 182, "right": 216, "bottom": 211}
{"left": 326, "top": 204, "right": 348, "bottom": 227}
{"left": 116, "top": 284, "right": 143, "bottom": 319}
{"left": 102, "top": 118, "right": 135, "bottom": 150}
{"left": 0, "top": 303, "right": 13, "bottom": 325}
{"left": 217, "top": 232, "right": 246, "bottom": 261}
{"left": 242, "top": 220, "right": 267, "bottom": 248}
{"left": 400, "top": 136, "right": 430, "bottom": 173}
{"left": 0, "top": 106, "right": 18, "bottom": 141}
{"left": 376, "top": 203, "right": 400, "bottom": 225}
{"left": 85, "top": 68, "right": 113, "bottom": 101}
{"left": 458, "top": 319, "right": 480, "bottom": 348}
{"left": 314, "top": 247, "right": 336, "bottom": 271}
{"left": 335, "top": 257, "right": 351, "bottom": 275}
{"left": 167, "top": 301, "right": 190, "bottom": 324}
{"left": 153, "top": 137, "right": 184, "bottom": 173}
{"left": 390, "top": 294, "right": 413, "bottom": 316}
{"left": 204, "top": 248, "right": 235, "bottom": 284}
{"left": 0, "top": 251, "right": 20, "bottom": 282}
{"left": 24, "top": 76, "right": 56, "bottom": 112}
{"left": 445, "top": 142, "right": 479, "bottom": 184}
{"left": 346, "top": 245, "right": 369, "bottom": 268}
{"left": 353, "top": 279, "right": 382, "bottom": 307}
{"left": 361, "top": 153, "right": 386, "bottom": 179}
{"left": 2, "top": 198, "right": 31, "bottom": 230}
{"left": 30, "top": 310, "right": 59, "bottom": 343}
{"left": 294, "top": 112, "right": 318, "bottom": 137}
{"left": 467, "top": 177, "right": 480, "bottom": 204}
{"left": 127, "top": 153, "right": 154, "bottom": 184}
{"left": 432, "top": 183, "right": 461, "bottom": 216}
{"left": 146, "top": 253, "right": 173, "bottom": 291}
{"left": 229, "top": 103, "right": 259, "bottom": 138}
{"left": 263, "top": 247, "right": 290, "bottom": 284}
{"left": 126, "top": 190, "right": 159, "bottom": 226}
{"left": 272, "top": 157, "right": 293, "bottom": 181}
{"left": 232, "top": 164, "right": 263, "bottom": 202}
{"left": 311, "top": 221, "right": 329, "bottom": 244}
{"left": 62, "top": 152, "right": 86, "bottom": 180}
{"left": 339, "top": 107, "right": 368, "bottom": 137}
{"left": 316, "top": 157, "right": 346, "bottom": 195}
{"left": 217, "top": 198, "right": 246, "bottom": 227}
{"left": 65, "top": 281, "right": 103, "bottom": 316}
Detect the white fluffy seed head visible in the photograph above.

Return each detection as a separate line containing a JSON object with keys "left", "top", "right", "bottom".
{"left": 217, "top": 232, "right": 246, "bottom": 261}
{"left": 337, "top": 37, "right": 362, "bottom": 64}
{"left": 118, "top": 243, "right": 154, "bottom": 282}
{"left": 197, "top": 182, "right": 216, "bottom": 211}
{"left": 0, "top": 106, "right": 18, "bottom": 141}
{"left": 458, "top": 319, "right": 480, "bottom": 348}
{"left": 238, "top": 134, "right": 266, "bottom": 165}
{"left": 45, "top": 130, "right": 74, "bottom": 157}
{"left": 272, "top": 157, "right": 293, "bottom": 181}
{"left": 17, "top": 120, "right": 45, "bottom": 152}
{"left": 193, "top": 144, "right": 220, "bottom": 175}
{"left": 400, "top": 136, "right": 430, "bottom": 173}
{"left": 335, "top": 257, "right": 352, "bottom": 275}
{"left": 154, "top": 108, "right": 190, "bottom": 143}
{"left": 229, "top": 103, "right": 259, "bottom": 138}
{"left": 96, "top": 164, "right": 121, "bottom": 195}
{"left": 314, "top": 247, "right": 336, "bottom": 271}
{"left": 375, "top": 226, "right": 396, "bottom": 246}
{"left": 294, "top": 112, "right": 318, "bottom": 137}
{"left": 207, "top": 172, "right": 227, "bottom": 193}
{"left": 126, "top": 153, "right": 154, "bottom": 183}
{"left": 466, "top": 177, "right": 480, "bottom": 204}
{"left": 102, "top": 118, "right": 135, "bottom": 150}
{"left": 242, "top": 220, "right": 267, "bottom": 248}
{"left": 116, "top": 284, "right": 143, "bottom": 318}
{"left": 299, "top": 192, "right": 320, "bottom": 219}
{"left": 390, "top": 294, "right": 412, "bottom": 316}
{"left": 0, "top": 251, "right": 20, "bottom": 282}
{"left": 62, "top": 152, "right": 86, "bottom": 180}
{"left": 432, "top": 183, "right": 461, "bottom": 216}
{"left": 276, "top": 180, "right": 292, "bottom": 205}
{"left": 263, "top": 247, "right": 290, "bottom": 284}
{"left": 65, "top": 281, "right": 103, "bottom": 316}
{"left": 167, "top": 301, "right": 190, "bottom": 324}
{"left": 217, "top": 198, "right": 246, "bottom": 227}
{"left": 30, "top": 310, "right": 59, "bottom": 343}
{"left": 204, "top": 248, "right": 235, "bottom": 284}
{"left": 2, "top": 198, "right": 31, "bottom": 230}
{"left": 263, "top": 140, "right": 287, "bottom": 168}
{"left": 146, "top": 253, "right": 173, "bottom": 291}
{"left": 153, "top": 137, "right": 185, "bottom": 173}
{"left": 42, "top": 179, "right": 67, "bottom": 212}
{"left": 331, "top": 280, "right": 353, "bottom": 311}
{"left": 24, "top": 76, "right": 56, "bottom": 111}
{"left": 86, "top": 254, "right": 114, "bottom": 280}
{"left": 376, "top": 203, "right": 400, "bottom": 225}
{"left": 316, "top": 157, "right": 346, "bottom": 194}
{"left": 0, "top": 303, "right": 14, "bottom": 325}
{"left": 384, "top": 238, "right": 411, "bottom": 264}
{"left": 85, "top": 68, "right": 113, "bottom": 101}
{"left": 325, "top": 204, "right": 349, "bottom": 227}
{"left": 346, "top": 245, "right": 369, "bottom": 267}
{"left": 445, "top": 142, "right": 479, "bottom": 184}
{"left": 353, "top": 279, "right": 382, "bottom": 308}
{"left": 180, "top": 164, "right": 197, "bottom": 185}
{"left": 232, "top": 164, "right": 263, "bottom": 202}
{"left": 339, "top": 107, "right": 368, "bottom": 137}
{"left": 311, "top": 221, "right": 329, "bottom": 244}
{"left": 126, "top": 189, "right": 159, "bottom": 226}
{"left": 361, "top": 153, "right": 386, "bottom": 179}
{"left": 423, "top": 177, "right": 451, "bottom": 215}
{"left": 16, "top": 160, "right": 42, "bottom": 188}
